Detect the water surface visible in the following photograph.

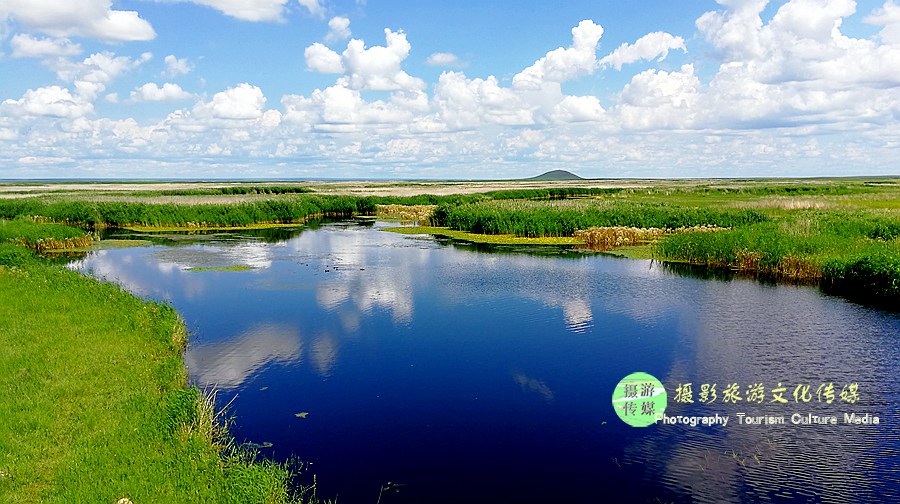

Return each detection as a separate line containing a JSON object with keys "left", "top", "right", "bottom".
{"left": 71, "top": 221, "right": 900, "bottom": 503}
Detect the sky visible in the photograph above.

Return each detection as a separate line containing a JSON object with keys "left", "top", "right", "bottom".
{"left": 1, "top": 0, "right": 899, "bottom": 180}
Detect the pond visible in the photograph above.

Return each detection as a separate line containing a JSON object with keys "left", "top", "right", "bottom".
{"left": 69, "top": 220, "right": 899, "bottom": 503}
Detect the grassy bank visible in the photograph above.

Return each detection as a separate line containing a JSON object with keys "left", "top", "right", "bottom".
{"left": 0, "top": 224, "right": 318, "bottom": 502}
{"left": 421, "top": 181, "right": 899, "bottom": 308}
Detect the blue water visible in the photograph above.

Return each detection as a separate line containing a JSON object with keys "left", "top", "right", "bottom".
{"left": 71, "top": 221, "right": 900, "bottom": 503}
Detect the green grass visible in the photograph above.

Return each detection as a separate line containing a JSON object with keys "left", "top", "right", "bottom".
{"left": 653, "top": 210, "right": 900, "bottom": 308}
{"left": 431, "top": 199, "right": 767, "bottom": 237}
{"left": 0, "top": 260, "right": 321, "bottom": 503}
{"left": 0, "top": 217, "right": 94, "bottom": 251}
{"left": 186, "top": 265, "right": 256, "bottom": 272}
{"left": 0, "top": 214, "right": 324, "bottom": 501}
{"left": 385, "top": 225, "right": 583, "bottom": 245}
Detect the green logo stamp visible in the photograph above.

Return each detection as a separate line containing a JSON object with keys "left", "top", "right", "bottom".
{"left": 612, "top": 372, "right": 667, "bottom": 427}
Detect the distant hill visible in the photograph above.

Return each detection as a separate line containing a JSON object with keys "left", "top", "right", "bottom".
{"left": 528, "top": 170, "right": 585, "bottom": 181}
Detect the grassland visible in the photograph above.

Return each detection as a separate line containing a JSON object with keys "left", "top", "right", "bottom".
{"left": 0, "top": 223, "right": 323, "bottom": 503}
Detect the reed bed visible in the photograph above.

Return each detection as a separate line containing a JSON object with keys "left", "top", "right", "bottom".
{"left": 432, "top": 199, "right": 767, "bottom": 238}
{"left": 575, "top": 225, "right": 725, "bottom": 250}
{"left": 655, "top": 212, "right": 900, "bottom": 307}
{"left": 375, "top": 204, "right": 436, "bottom": 223}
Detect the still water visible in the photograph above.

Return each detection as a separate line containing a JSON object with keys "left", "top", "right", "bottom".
{"left": 70, "top": 221, "right": 899, "bottom": 503}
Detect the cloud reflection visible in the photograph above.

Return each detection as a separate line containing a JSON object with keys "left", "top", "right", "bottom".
{"left": 513, "top": 373, "right": 555, "bottom": 402}
{"left": 185, "top": 323, "right": 302, "bottom": 389}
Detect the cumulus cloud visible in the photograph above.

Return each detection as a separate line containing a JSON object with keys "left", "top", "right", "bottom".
{"left": 305, "top": 42, "right": 344, "bottom": 73}
{"left": 551, "top": 95, "right": 605, "bottom": 122}
{"left": 47, "top": 51, "right": 152, "bottom": 101}
{"left": 305, "top": 29, "right": 425, "bottom": 91}
{"left": 283, "top": 84, "right": 428, "bottom": 128}
{"left": 2, "top": 86, "right": 93, "bottom": 118}
{"left": 326, "top": 16, "right": 351, "bottom": 42}
{"left": 599, "top": 32, "right": 686, "bottom": 70}
{"left": 130, "top": 83, "right": 195, "bottom": 102}
{"left": 198, "top": 83, "right": 267, "bottom": 120}
{"left": 512, "top": 19, "right": 604, "bottom": 90}
{"left": 164, "top": 55, "right": 193, "bottom": 78}
{"left": 5, "top": 10, "right": 900, "bottom": 179}
{"left": 434, "top": 72, "right": 535, "bottom": 128}
{"left": 0, "top": 0, "right": 155, "bottom": 42}
{"left": 425, "top": 52, "right": 464, "bottom": 67}
{"left": 616, "top": 64, "right": 700, "bottom": 129}
{"left": 10, "top": 34, "right": 81, "bottom": 58}
{"left": 865, "top": 0, "right": 900, "bottom": 44}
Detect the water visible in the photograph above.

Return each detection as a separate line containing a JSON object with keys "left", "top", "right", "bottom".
{"left": 70, "top": 221, "right": 900, "bottom": 503}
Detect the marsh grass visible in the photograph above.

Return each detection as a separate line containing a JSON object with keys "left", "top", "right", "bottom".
{"left": 0, "top": 217, "right": 96, "bottom": 252}
{"left": 375, "top": 204, "right": 436, "bottom": 223}
{"left": 432, "top": 199, "right": 767, "bottom": 237}
{"left": 186, "top": 265, "right": 256, "bottom": 272}
{"left": 574, "top": 225, "right": 727, "bottom": 250}
{"left": 385, "top": 226, "right": 582, "bottom": 245}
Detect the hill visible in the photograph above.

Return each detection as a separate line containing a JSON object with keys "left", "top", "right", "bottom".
{"left": 528, "top": 170, "right": 585, "bottom": 181}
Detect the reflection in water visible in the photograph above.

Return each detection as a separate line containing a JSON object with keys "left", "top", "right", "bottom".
{"left": 311, "top": 336, "right": 338, "bottom": 378}
{"left": 68, "top": 222, "right": 900, "bottom": 504}
{"left": 513, "top": 373, "right": 555, "bottom": 402}
{"left": 185, "top": 323, "right": 302, "bottom": 388}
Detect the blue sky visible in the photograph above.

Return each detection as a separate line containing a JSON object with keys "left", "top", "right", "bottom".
{"left": 1, "top": 0, "right": 898, "bottom": 179}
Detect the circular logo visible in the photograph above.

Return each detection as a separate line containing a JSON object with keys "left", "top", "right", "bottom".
{"left": 612, "top": 372, "right": 667, "bottom": 427}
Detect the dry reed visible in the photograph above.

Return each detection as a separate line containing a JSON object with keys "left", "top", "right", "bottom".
{"left": 575, "top": 225, "right": 726, "bottom": 251}
{"left": 376, "top": 204, "right": 436, "bottom": 223}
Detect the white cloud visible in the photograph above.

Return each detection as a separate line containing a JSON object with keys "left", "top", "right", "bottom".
{"left": 306, "top": 29, "right": 426, "bottom": 91}
{"left": 130, "top": 83, "right": 195, "bottom": 102}
{"left": 434, "top": 72, "right": 535, "bottom": 128}
{"left": 2, "top": 85, "right": 93, "bottom": 118}
{"left": 599, "top": 32, "right": 686, "bottom": 70}
{"left": 866, "top": 0, "right": 900, "bottom": 44}
{"left": 342, "top": 29, "right": 426, "bottom": 91}
{"left": 551, "top": 95, "right": 605, "bottom": 122}
{"left": 696, "top": 0, "right": 770, "bottom": 61}
{"left": 425, "top": 52, "right": 464, "bottom": 67}
{"left": 305, "top": 42, "right": 344, "bottom": 73}
{"left": 282, "top": 84, "right": 428, "bottom": 128}
{"left": 199, "top": 83, "right": 268, "bottom": 120}
{"left": 46, "top": 51, "right": 152, "bottom": 101}
{"left": 616, "top": 64, "right": 700, "bottom": 129}
{"left": 164, "top": 55, "right": 193, "bottom": 78}
{"left": 5, "top": 11, "right": 900, "bottom": 179}
{"left": 298, "top": 0, "right": 325, "bottom": 18}
{"left": 513, "top": 19, "right": 604, "bottom": 90}
{"left": 0, "top": 0, "right": 155, "bottom": 42}
{"left": 326, "top": 16, "right": 351, "bottom": 42}
{"left": 9, "top": 34, "right": 81, "bottom": 58}
{"left": 185, "top": 0, "right": 289, "bottom": 22}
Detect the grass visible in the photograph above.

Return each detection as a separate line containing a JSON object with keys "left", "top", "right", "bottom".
{"left": 186, "top": 265, "right": 256, "bottom": 272}
{"left": 0, "top": 217, "right": 96, "bottom": 252}
{"left": 0, "top": 221, "right": 324, "bottom": 503}
{"left": 385, "top": 225, "right": 583, "bottom": 245}
{"left": 431, "top": 199, "right": 767, "bottom": 237}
